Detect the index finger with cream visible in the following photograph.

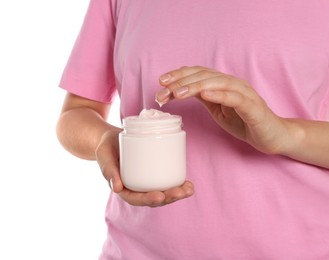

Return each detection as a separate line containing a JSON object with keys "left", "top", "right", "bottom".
{"left": 155, "top": 66, "right": 221, "bottom": 105}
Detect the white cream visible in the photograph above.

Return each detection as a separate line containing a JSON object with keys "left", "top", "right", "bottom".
{"left": 138, "top": 108, "right": 171, "bottom": 119}
{"left": 119, "top": 109, "right": 186, "bottom": 192}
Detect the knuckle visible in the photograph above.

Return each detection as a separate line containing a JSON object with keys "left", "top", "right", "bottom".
{"left": 179, "top": 65, "right": 189, "bottom": 70}
{"left": 177, "top": 66, "right": 190, "bottom": 76}
{"left": 192, "top": 80, "right": 203, "bottom": 91}
{"left": 240, "top": 79, "right": 250, "bottom": 86}
{"left": 169, "top": 80, "right": 188, "bottom": 92}
{"left": 198, "top": 69, "right": 213, "bottom": 78}
{"left": 192, "top": 65, "right": 203, "bottom": 70}
{"left": 223, "top": 76, "right": 238, "bottom": 89}
{"left": 175, "top": 79, "right": 187, "bottom": 88}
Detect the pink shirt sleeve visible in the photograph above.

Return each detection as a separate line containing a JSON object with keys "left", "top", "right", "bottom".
{"left": 59, "top": 0, "right": 117, "bottom": 103}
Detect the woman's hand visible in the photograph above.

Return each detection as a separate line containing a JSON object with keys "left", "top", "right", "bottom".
{"left": 156, "top": 66, "right": 291, "bottom": 155}
{"left": 95, "top": 130, "right": 194, "bottom": 207}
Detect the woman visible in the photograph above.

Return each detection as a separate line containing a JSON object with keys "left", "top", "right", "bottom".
{"left": 56, "top": 0, "right": 329, "bottom": 259}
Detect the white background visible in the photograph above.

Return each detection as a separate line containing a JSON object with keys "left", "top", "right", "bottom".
{"left": 0, "top": 1, "right": 121, "bottom": 259}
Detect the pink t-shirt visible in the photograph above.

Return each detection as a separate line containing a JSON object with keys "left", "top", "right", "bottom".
{"left": 60, "top": 1, "right": 329, "bottom": 259}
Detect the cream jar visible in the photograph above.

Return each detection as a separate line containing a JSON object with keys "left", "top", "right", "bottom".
{"left": 119, "top": 109, "right": 186, "bottom": 192}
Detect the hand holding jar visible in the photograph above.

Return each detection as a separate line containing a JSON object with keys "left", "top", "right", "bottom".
{"left": 95, "top": 120, "right": 194, "bottom": 207}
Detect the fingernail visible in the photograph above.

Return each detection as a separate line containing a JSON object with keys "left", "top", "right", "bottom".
{"left": 156, "top": 88, "right": 171, "bottom": 99}
{"left": 174, "top": 86, "right": 189, "bottom": 97}
{"left": 155, "top": 98, "right": 165, "bottom": 107}
{"left": 108, "top": 179, "right": 113, "bottom": 190}
{"left": 159, "top": 74, "right": 171, "bottom": 83}
{"left": 186, "top": 188, "right": 194, "bottom": 196}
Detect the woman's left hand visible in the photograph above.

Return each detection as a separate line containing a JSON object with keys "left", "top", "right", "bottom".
{"left": 156, "top": 66, "right": 290, "bottom": 155}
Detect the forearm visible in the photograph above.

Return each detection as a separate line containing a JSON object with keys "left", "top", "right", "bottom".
{"left": 280, "top": 118, "right": 329, "bottom": 169}
{"left": 56, "top": 107, "right": 121, "bottom": 160}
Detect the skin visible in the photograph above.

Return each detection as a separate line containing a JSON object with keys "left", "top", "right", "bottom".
{"left": 56, "top": 93, "right": 194, "bottom": 207}
{"left": 57, "top": 65, "right": 329, "bottom": 207}
{"left": 156, "top": 66, "right": 329, "bottom": 169}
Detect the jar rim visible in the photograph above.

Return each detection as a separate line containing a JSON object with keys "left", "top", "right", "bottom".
{"left": 123, "top": 115, "right": 181, "bottom": 127}
{"left": 122, "top": 115, "right": 182, "bottom": 134}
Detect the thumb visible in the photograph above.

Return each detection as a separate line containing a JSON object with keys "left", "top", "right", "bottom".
{"left": 106, "top": 162, "right": 123, "bottom": 193}
{"left": 96, "top": 137, "right": 124, "bottom": 193}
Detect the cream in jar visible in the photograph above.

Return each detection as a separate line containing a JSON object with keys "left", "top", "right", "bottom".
{"left": 119, "top": 109, "right": 186, "bottom": 192}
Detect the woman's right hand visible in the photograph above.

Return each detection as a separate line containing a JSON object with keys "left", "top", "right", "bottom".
{"left": 95, "top": 129, "right": 194, "bottom": 207}
{"left": 57, "top": 93, "right": 193, "bottom": 207}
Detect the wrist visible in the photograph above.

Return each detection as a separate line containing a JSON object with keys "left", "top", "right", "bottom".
{"left": 95, "top": 126, "right": 122, "bottom": 159}
{"left": 277, "top": 118, "right": 306, "bottom": 157}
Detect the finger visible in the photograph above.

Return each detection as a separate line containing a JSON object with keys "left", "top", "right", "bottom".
{"left": 170, "top": 74, "right": 235, "bottom": 99}
{"left": 100, "top": 162, "right": 124, "bottom": 193}
{"left": 119, "top": 189, "right": 166, "bottom": 207}
{"left": 107, "top": 169, "right": 124, "bottom": 193}
{"left": 201, "top": 89, "right": 244, "bottom": 107}
{"left": 156, "top": 66, "right": 209, "bottom": 104}
{"left": 156, "top": 72, "right": 218, "bottom": 103}
{"left": 201, "top": 89, "right": 263, "bottom": 124}
{"left": 182, "top": 180, "right": 195, "bottom": 197}
{"left": 96, "top": 144, "right": 124, "bottom": 193}
{"left": 162, "top": 181, "right": 195, "bottom": 205}
{"left": 159, "top": 66, "right": 208, "bottom": 86}
{"left": 119, "top": 181, "right": 194, "bottom": 207}
{"left": 155, "top": 88, "right": 172, "bottom": 105}
{"left": 162, "top": 71, "right": 248, "bottom": 102}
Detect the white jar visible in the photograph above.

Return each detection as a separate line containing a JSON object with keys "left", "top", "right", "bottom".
{"left": 119, "top": 109, "right": 186, "bottom": 192}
